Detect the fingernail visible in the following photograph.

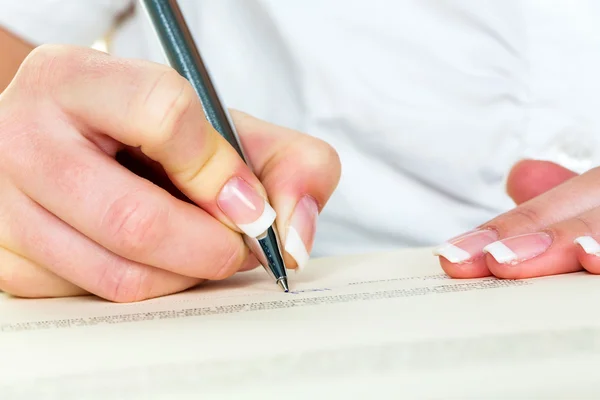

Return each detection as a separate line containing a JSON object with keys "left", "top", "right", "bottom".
{"left": 433, "top": 229, "right": 498, "bottom": 263}
{"left": 574, "top": 236, "right": 600, "bottom": 255}
{"left": 285, "top": 195, "right": 319, "bottom": 272}
{"left": 217, "top": 177, "right": 276, "bottom": 237}
{"left": 483, "top": 232, "right": 552, "bottom": 264}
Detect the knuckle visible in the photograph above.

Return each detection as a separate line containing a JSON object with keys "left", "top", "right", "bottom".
{"left": 22, "top": 44, "right": 62, "bottom": 68}
{"left": 18, "top": 44, "right": 76, "bottom": 89}
{"left": 317, "top": 139, "right": 341, "bottom": 174}
{"left": 228, "top": 109, "right": 253, "bottom": 128}
{"left": 102, "top": 191, "right": 168, "bottom": 257}
{"left": 0, "top": 104, "right": 26, "bottom": 153}
{"left": 299, "top": 137, "right": 341, "bottom": 176}
{"left": 572, "top": 216, "right": 595, "bottom": 234}
{"left": 209, "top": 241, "right": 246, "bottom": 281}
{"left": 143, "top": 69, "right": 195, "bottom": 148}
{"left": 589, "top": 166, "right": 600, "bottom": 176}
{"left": 504, "top": 206, "right": 542, "bottom": 230}
{"left": 97, "top": 262, "right": 149, "bottom": 303}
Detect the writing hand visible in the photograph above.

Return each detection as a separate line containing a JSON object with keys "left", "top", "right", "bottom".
{"left": 0, "top": 45, "right": 340, "bottom": 301}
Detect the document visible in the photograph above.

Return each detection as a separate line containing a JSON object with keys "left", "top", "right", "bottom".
{"left": 2, "top": 247, "right": 600, "bottom": 399}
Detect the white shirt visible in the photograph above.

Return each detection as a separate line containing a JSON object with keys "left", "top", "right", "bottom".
{"left": 2, "top": 0, "right": 600, "bottom": 258}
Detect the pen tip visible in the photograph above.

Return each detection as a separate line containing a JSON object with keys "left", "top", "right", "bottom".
{"left": 277, "top": 277, "right": 289, "bottom": 292}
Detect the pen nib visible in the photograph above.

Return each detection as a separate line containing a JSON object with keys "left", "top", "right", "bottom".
{"left": 277, "top": 277, "right": 289, "bottom": 292}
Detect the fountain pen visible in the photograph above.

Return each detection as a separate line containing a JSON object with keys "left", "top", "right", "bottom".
{"left": 140, "top": 0, "right": 289, "bottom": 292}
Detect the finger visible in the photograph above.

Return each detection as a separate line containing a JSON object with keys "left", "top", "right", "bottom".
{"left": 435, "top": 165, "right": 600, "bottom": 279}
{"left": 27, "top": 45, "right": 276, "bottom": 239}
{"left": 1, "top": 189, "right": 203, "bottom": 302}
{"left": 5, "top": 47, "right": 250, "bottom": 279}
{"left": 482, "top": 230, "right": 577, "bottom": 279}
{"left": 480, "top": 207, "right": 600, "bottom": 279}
{"left": 482, "top": 205, "right": 600, "bottom": 278}
{"left": 440, "top": 159, "right": 577, "bottom": 279}
{"left": 6, "top": 134, "right": 247, "bottom": 280}
{"left": 433, "top": 229, "right": 497, "bottom": 278}
{"left": 0, "top": 246, "right": 87, "bottom": 299}
{"left": 574, "top": 236, "right": 600, "bottom": 275}
{"left": 230, "top": 111, "right": 341, "bottom": 270}
{"left": 506, "top": 159, "right": 578, "bottom": 205}
{"left": 238, "top": 254, "right": 261, "bottom": 272}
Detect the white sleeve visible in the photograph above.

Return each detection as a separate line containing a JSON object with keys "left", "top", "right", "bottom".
{"left": 0, "top": 0, "right": 134, "bottom": 46}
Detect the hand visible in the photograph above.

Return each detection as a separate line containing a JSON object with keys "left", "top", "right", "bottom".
{"left": 0, "top": 45, "right": 340, "bottom": 302}
{"left": 433, "top": 158, "right": 600, "bottom": 279}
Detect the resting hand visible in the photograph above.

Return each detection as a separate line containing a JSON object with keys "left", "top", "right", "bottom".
{"left": 434, "top": 159, "right": 600, "bottom": 279}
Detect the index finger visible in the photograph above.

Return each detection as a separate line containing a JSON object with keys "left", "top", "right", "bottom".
{"left": 45, "top": 46, "right": 277, "bottom": 239}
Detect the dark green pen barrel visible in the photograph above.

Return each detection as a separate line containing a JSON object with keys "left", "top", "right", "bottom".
{"left": 259, "top": 231, "right": 287, "bottom": 282}
{"left": 141, "top": 0, "right": 288, "bottom": 284}
{"left": 141, "top": 0, "right": 246, "bottom": 160}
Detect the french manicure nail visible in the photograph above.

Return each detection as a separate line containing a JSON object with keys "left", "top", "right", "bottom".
{"left": 574, "top": 236, "right": 600, "bottom": 255}
{"left": 432, "top": 229, "right": 498, "bottom": 263}
{"left": 217, "top": 177, "right": 276, "bottom": 237}
{"left": 285, "top": 195, "right": 319, "bottom": 272}
{"left": 483, "top": 232, "right": 552, "bottom": 265}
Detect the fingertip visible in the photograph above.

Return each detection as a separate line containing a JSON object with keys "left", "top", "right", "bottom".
{"left": 432, "top": 229, "right": 497, "bottom": 278}
{"left": 228, "top": 108, "right": 253, "bottom": 124}
{"left": 283, "top": 231, "right": 309, "bottom": 273}
{"left": 279, "top": 195, "right": 318, "bottom": 274}
{"left": 484, "top": 255, "right": 523, "bottom": 279}
{"left": 506, "top": 159, "right": 577, "bottom": 204}
{"left": 280, "top": 244, "right": 300, "bottom": 272}
{"left": 485, "top": 249, "right": 581, "bottom": 280}
{"left": 437, "top": 256, "right": 492, "bottom": 279}
{"left": 574, "top": 236, "right": 600, "bottom": 274}
{"left": 578, "top": 253, "right": 600, "bottom": 274}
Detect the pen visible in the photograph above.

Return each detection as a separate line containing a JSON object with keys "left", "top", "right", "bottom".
{"left": 140, "top": 0, "right": 289, "bottom": 292}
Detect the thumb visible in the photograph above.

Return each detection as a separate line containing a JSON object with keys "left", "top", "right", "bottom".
{"left": 506, "top": 159, "right": 578, "bottom": 205}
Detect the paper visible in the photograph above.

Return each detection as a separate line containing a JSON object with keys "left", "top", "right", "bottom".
{"left": 2, "top": 247, "right": 600, "bottom": 399}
